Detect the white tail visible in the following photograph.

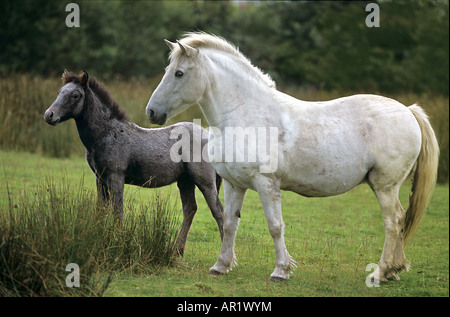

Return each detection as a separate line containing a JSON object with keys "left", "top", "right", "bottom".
{"left": 404, "top": 104, "right": 440, "bottom": 244}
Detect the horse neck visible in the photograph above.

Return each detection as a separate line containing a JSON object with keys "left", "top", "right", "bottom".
{"left": 75, "top": 91, "right": 123, "bottom": 150}
{"left": 199, "top": 52, "right": 276, "bottom": 128}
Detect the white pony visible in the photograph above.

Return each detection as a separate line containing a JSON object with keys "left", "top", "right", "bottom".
{"left": 146, "top": 32, "right": 439, "bottom": 282}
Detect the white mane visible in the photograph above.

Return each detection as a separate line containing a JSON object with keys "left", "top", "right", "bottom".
{"left": 170, "top": 32, "right": 276, "bottom": 89}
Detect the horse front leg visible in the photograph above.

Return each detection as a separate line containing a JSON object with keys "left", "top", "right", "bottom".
{"left": 209, "top": 179, "right": 246, "bottom": 275}
{"left": 254, "top": 175, "right": 296, "bottom": 281}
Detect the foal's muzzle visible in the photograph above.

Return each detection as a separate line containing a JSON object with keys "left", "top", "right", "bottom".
{"left": 44, "top": 108, "right": 60, "bottom": 125}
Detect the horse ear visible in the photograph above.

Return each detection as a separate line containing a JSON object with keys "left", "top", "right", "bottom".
{"left": 177, "top": 40, "right": 199, "bottom": 58}
{"left": 164, "top": 39, "right": 176, "bottom": 51}
{"left": 81, "top": 70, "right": 89, "bottom": 87}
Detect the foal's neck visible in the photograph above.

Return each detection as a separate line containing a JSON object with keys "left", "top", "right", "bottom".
{"left": 75, "top": 92, "right": 126, "bottom": 150}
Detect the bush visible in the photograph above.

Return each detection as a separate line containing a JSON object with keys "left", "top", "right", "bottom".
{"left": 0, "top": 176, "right": 179, "bottom": 296}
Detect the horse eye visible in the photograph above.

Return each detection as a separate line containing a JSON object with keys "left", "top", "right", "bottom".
{"left": 72, "top": 93, "right": 79, "bottom": 99}
{"left": 175, "top": 70, "right": 184, "bottom": 78}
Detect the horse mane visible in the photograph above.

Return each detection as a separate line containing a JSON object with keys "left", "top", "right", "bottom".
{"left": 62, "top": 71, "right": 128, "bottom": 122}
{"left": 171, "top": 32, "right": 276, "bottom": 89}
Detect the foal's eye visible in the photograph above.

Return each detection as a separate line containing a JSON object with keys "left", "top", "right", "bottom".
{"left": 175, "top": 70, "right": 184, "bottom": 78}
{"left": 72, "top": 93, "right": 79, "bottom": 99}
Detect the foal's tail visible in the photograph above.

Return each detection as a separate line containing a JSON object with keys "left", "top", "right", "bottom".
{"left": 404, "top": 105, "right": 439, "bottom": 244}
{"left": 215, "top": 172, "right": 222, "bottom": 194}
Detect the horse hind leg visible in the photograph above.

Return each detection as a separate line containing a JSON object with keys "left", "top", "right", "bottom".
{"left": 176, "top": 176, "right": 197, "bottom": 256}
{"left": 369, "top": 178, "right": 408, "bottom": 282}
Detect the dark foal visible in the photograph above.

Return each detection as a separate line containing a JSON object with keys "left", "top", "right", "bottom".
{"left": 44, "top": 70, "right": 223, "bottom": 255}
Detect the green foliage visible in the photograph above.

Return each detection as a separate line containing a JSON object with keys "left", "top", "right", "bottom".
{"left": 0, "top": 1, "right": 448, "bottom": 95}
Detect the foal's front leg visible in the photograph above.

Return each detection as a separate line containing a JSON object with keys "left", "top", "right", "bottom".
{"left": 96, "top": 175, "right": 109, "bottom": 205}
{"left": 106, "top": 172, "right": 125, "bottom": 216}
{"left": 209, "top": 180, "right": 247, "bottom": 275}
{"left": 254, "top": 175, "right": 296, "bottom": 281}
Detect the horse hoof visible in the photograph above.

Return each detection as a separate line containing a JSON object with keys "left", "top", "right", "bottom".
{"left": 269, "top": 274, "right": 289, "bottom": 282}
{"left": 209, "top": 267, "right": 226, "bottom": 275}
{"left": 386, "top": 273, "right": 400, "bottom": 281}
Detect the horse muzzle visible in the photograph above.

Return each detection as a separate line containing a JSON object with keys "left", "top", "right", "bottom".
{"left": 44, "top": 108, "right": 60, "bottom": 126}
{"left": 146, "top": 107, "right": 167, "bottom": 125}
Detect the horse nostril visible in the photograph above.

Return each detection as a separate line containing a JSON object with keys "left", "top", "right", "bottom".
{"left": 149, "top": 109, "right": 155, "bottom": 118}
{"left": 49, "top": 111, "right": 54, "bottom": 119}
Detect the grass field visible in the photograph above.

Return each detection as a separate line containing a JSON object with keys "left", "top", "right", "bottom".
{"left": 1, "top": 150, "right": 448, "bottom": 297}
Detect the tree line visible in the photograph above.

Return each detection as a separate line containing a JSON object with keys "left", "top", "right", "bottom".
{"left": 0, "top": 0, "right": 448, "bottom": 95}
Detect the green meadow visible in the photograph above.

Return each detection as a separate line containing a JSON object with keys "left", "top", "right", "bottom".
{"left": 1, "top": 150, "right": 448, "bottom": 297}
{"left": 0, "top": 73, "right": 448, "bottom": 297}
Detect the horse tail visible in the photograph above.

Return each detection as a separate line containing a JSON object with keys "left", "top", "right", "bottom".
{"left": 215, "top": 172, "right": 222, "bottom": 194}
{"left": 404, "top": 104, "right": 439, "bottom": 244}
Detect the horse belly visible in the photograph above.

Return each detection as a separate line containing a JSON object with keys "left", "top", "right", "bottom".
{"left": 212, "top": 161, "right": 257, "bottom": 189}
{"left": 281, "top": 167, "right": 368, "bottom": 197}
{"left": 279, "top": 135, "right": 373, "bottom": 197}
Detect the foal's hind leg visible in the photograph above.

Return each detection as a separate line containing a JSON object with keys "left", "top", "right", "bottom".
{"left": 185, "top": 163, "right": 224, "bottom": 241}
{"left": 196, "top": 180, "right": 224, "bottom": 242}
{"left": 176, "top": 176, "right": 197, "bottom": 256}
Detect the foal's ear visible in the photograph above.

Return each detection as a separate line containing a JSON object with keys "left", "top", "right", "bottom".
{"left": 62, "top": 69, "right": 69, "bottom": 80}
{"left": 177, "top": 40, "right": 199, "bottom": 58}
{"left": 164, "top": 39, "right": 176, "bottom": 51}
{"left": 80, "top": 70, "right": 89, "bottom": 88}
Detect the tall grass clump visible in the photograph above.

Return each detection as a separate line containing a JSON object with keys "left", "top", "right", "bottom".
{"left": 0, "top": 176, "right": 179, "bottom": 296}
{"left": 0, "top": 75, "right": 82, "bottom": 158}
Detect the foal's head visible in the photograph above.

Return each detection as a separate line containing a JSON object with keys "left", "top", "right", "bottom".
{"left": 44, "top": 70, "right": 89, "bottom": 125}
{"left": 44, "top": 70, "right": 127, "bottom": 125}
